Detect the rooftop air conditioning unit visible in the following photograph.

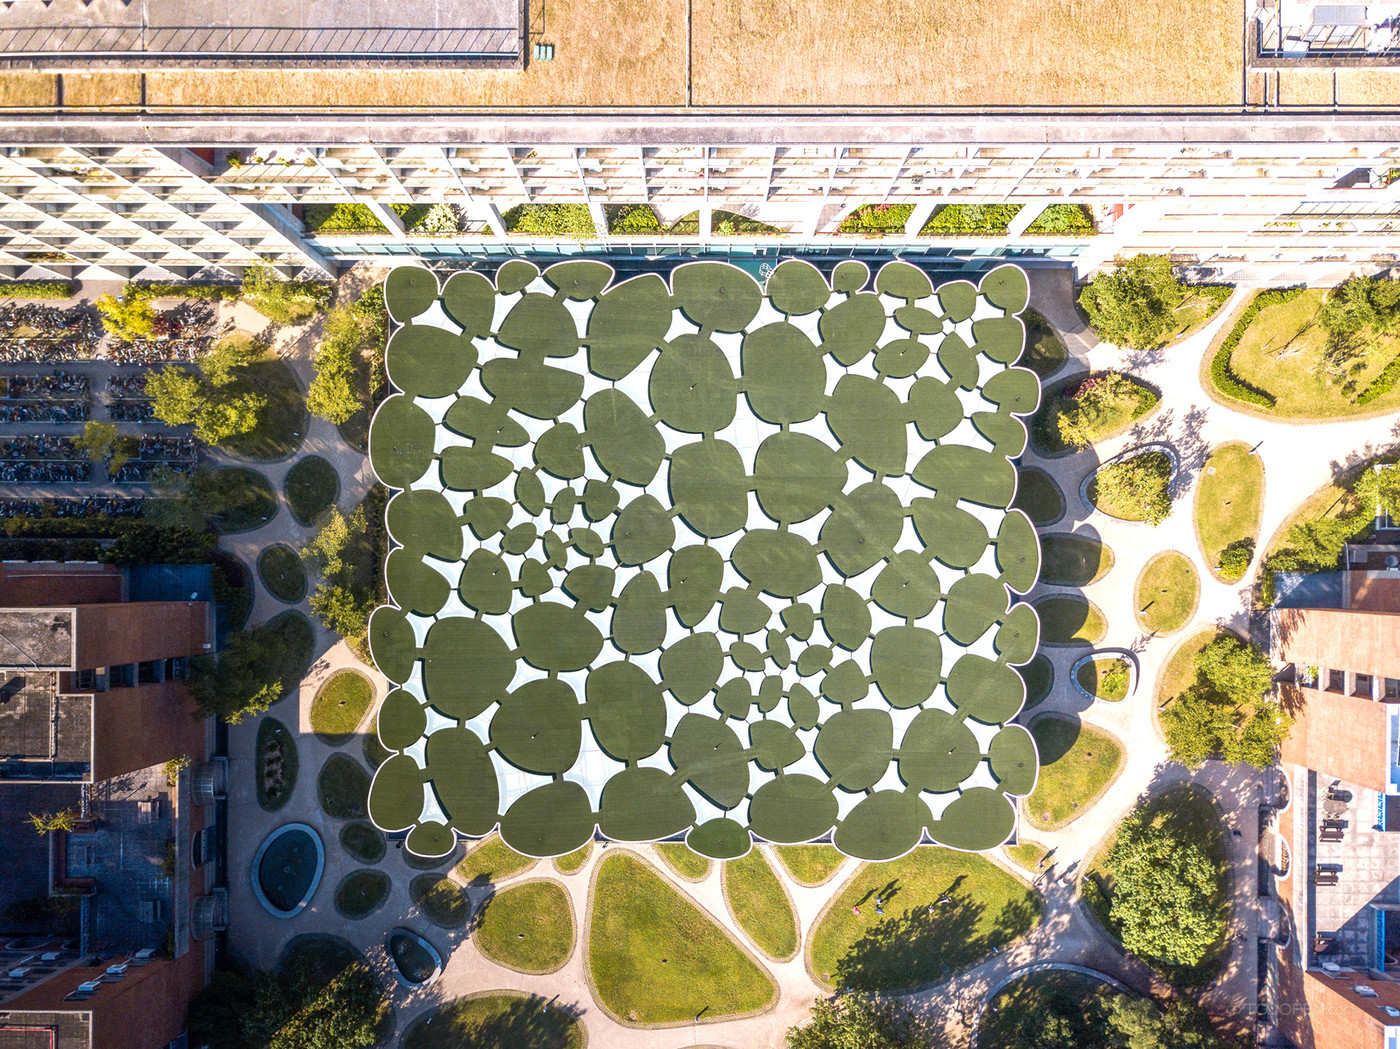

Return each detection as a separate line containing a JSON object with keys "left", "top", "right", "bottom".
{"left": 77, "top": 980, "right": 101, "bottom": 992}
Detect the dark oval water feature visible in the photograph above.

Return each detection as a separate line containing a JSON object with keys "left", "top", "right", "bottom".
{"left": 386, "top": 928, "right": 443, "bottom": 987}
{"left": 252, "top": 823, "right": 325, "bottom": 918}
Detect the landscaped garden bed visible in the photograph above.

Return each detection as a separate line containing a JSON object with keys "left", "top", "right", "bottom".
{"left": 284, "top": 455, "right": 340, "bottom": 525}
{"left": 1019, "top": 654, "right": 1054, "bottom": 710}
{"left": 456, "top": 833, "right": 539, "bottom": 884}
{"left": 400, "top": 992, "right": 583, "bottom": 1049}
{"left": 339, "top": 821, "right": 386, "bottom": 864}
{"left": 1031, "top": 372, "right": 1158, "bottom": 455}
{"left": 1019, "top": 310, "right": 1067, "bottom": 378}
{"left": 311, "top": 669, "right": 375, "bottom": 744}
{"left": 653, "top": 843, "right": 711, "bottom": 882}
{"left": 334, "top": 868, "right": 391, "bottom": 919}
{"left": 1023, "top": 714, "right": 1124, "bottom": 830}
{"left": 1074, "top": 656, "right": 1132, "bottom": 702}
{"left": 771, "top": 845, "right": 845, "bottom": 887}
{"left": 554, "top": 844, "right": 592, "bottom": 874}
{"left": 474, "top": 879, "right": 575, "bottom": 973}
{"left": 1087, "top": 449, "right": 1173, "bottom": 524}
{"left": 722, "top": 848, "right": 798, "bottom": 960}
{"left": 409, "top": 874, "right": 470, "bottom": 929}
{"left": 1195, "top": 442, "right": 1263, "bottom": 581}
{"left": 255, "top": 716, "right": 297, "bottom": 812}
{"left": 257, "top": 544, "right": 306, "bottom": 604}
{"left": 1039, "top": 533, "right": 1114, "bottom": 586}
{"left": 317, "top": 753, "right": 370, "bottom": 820}
{"left": 1031, "top": 595, "right": 1106, "bottom": 646}
{"left": 1133, "top": 551, "right": 1198, "bottom": 633}
{"left": 1011, "top": 467, "right": 1065, "bottom": 526}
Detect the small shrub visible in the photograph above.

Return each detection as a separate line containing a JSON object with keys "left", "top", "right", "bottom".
{"left": 408, "top": 202, "right": 463, "bottom": 235}
{"left": 1356, "top": 351, "right": 1400, "bottom": 406}
{"left": 1077, "top": 254, "right": 1185, "bottom": 351}
{"left": 920, "top": 203, "right": 1022, "bottom": 236}
{"left": 303, "top": 203, "right": 389, "bottom": 234}
{"left": 241, "top": 264, "right": 334, "bottom": 325}
{"left": 838, "top": 203, "right": 914, "bottom": 235}
{"left": 126, "top": 282, "right": 240, "bottom": 301}
{"left": 1090, "top": 452, "right": 1173, "bottom": 525}
{"left": 1218, "top": 539, "right": 1254, "bottom": 581}
{"left": 1024, "top": 204, "right": 1096, "bottom": 235}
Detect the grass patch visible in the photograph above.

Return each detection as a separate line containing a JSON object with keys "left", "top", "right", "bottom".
{"left": 808, "top": 850, "right": 1041, "bottom": 991}
{"left": 400, "top": 993, "right": 583, "bottom": 1049}
{"left": 257, "top": 544, "right": 306, "bottom": 603}
{"left": 363, "top": 731, "right": 390, "bottom": 771}
{"left": 1039, "top": 533, "right": 1114, "bottom": 585}
{"left": 283, "top": 455, "right": 340, "bottom": 526}
{"left": 1012, "top": 468, "right": 1065, "bottom": 526}
{"left": 1032, "top": 595, "right": 1106, "bottom": 646}
{"left": 772, "top": 845, "right": 845, "bottom": 886}
{"left": 554, "top": 843, "right": 592, "bottom": 875}
{"left": 979, "top": 970, "right": 1141, "bottom": 1049}
{"left": 1196, "top": 443, "right": 1264, "bottom": 581}
{"left": 255, "top": 716, "right": 297, "bottom": 812}
{"left": 310, "top": 669, "right": 374, "bottom": 744}
{"left": 1166, "top": 285, "right": 1234, "bottom": 344}
{"left": 277, "top": 935, "right": 359, "bottom": 982}
{"left": 1076, "top": 657, "right": 1131, "bottom": 702}
{"left": 589, "top": 852, "right": 775, "bottom": 1024}
{"left": 410, "top": 874, "right": 470, "bottom": 929}
{"left": 1083, "top": 785, "right": 1230, "bottom": 986}
{"left": 1134, "top": 552, "right": 1198, "bottom": 634}
{"left": 214, "top": 348, "right": 308, "bottom": 462}
{"left": 1215, "top": 288, "right": 1400, "bottom": 418}
{"left": 1003, "top": 841, "right": 1051, "bottom": 873}
{"left": 457, "top": 832, "right": 537, "bottom": 885}
{"left": 653, "top": 843, "right": 711, "bottom": 881}
{"left": 1019, "top": 654, "right": 1054, "bottom": 711}
{"left": 339, "top": 821, "right": 386, "bottom": 865}
{"left": 1023, "top": 715, "right": 1124, "bottom": 831}
{"left": 1156, "top": 627, "right": 1232, "bottom": 708}
{"left": 338, "top": 408, "right": 371, "bottom": 454}
{"left": 1088, "top": 451, "right": 1172, "bottom": 523}
{"left": 316, "top": 753, "right": 370, "bottom": 820}
{"left": 475, "top": 880, "right": 576, "bottom": 973}
{"left": 723, "top": 849, "right": 798, "bottom": 960}
{"left": 1031, "top": 373, "right": 1158, "bottom": 456}
{"left": 1020, "top": 310, "right": 1068, "bottom": 378}
{"left": 204, "top": 467, "right": 278, "bottom": 533}
{"left": 333, "top": 868, "right": 391, "bottom": 919}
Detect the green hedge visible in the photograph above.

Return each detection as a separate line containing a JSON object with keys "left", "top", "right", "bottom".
{"left": 0, "top": 280, "right": 75, "bottom": 299}
{"left": 838, "top": 204, "right": 914, "bottom": 235}
{"left": 0, "top": 538, "right": 105, "bottom": 561}
{"left": 1024, "top": 204, "right": 1096, "bottom": 235}
{"left": 128, "top": 282, "right": 241, "bottom": 301}
{"left": 501, "top": 203, "right": 596, "bottom": 237}
{"left": 1357, "top": 352, "right": 1400, "bottom": 406}
{"left": 1207, "top": 289, "right": 1301, "bottom": 410}
{"left": 920, "top": 204, "right": 1022, "bottom": 236}
{"left": 303, "top": 204, "right": 389, "bottom": 234}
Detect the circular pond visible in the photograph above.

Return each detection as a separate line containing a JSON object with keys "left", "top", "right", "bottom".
{"left": 385, "top": 928, "right": 443, "bottom": 988}
{"left": 252, "top": 823, "right": 325, "bottom": 919}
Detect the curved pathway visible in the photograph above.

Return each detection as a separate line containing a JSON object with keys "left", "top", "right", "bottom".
{"left": 221, "top": 269, "right": 1400, "bottom": 1049}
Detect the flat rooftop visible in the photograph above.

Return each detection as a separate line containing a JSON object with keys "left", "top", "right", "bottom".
{"left": 0, "top": 610, "right": 73, "bottom": 671}
{"left": 0, "top": 0, "right": 520, "bottom": 65}
{"left": 0, "top": 673, "right": 91, "bottom": 779}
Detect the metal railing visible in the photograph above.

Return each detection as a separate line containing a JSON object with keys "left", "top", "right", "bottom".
{"left": 0, "top": 24, "right": 519, "bottom": 58}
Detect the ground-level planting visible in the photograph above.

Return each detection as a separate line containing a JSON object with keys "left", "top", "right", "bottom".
{"left": 475, "top": 879, "right": 575, "bottom": 973}
{"left": 1002, "top": 840, "right": 1051, "bottom": 873}
{"left": 1076, "top": 657, "right": 1131, "bottom": 702}
{"left": 1032, "top": 595, "right": 1106, "bottom": 646}
{"left": 1088, "top": 450, "right": 1173, "bottom": 524}
{"left": 978, "top": 970, "right": 1154, "bottom": 1049}
{"left": 257, "top": 544, "right": 306, "bottom": 603}
{"left": 255, "top": 717, "right": 297, "bottom": 812}
{"left": 339, "top": 821, "right": 386, "bottom": 864}
{"left": 1031, "top": 372, "right": 1158, "bottom": 455}
{"left": 1019, "top": 654, "right": 1054, "bottom": 710}
{"left": 1155, "top": 626, "right": 1232, "bottom": 708}
{"left": 1011, "top": 467, "right": 1065, "bottom": 526}
{"left": 310, "top": 669, "right": 375, "bottom": 744}
{"left": 1195, "top": 442, "right": 1263, "bottom": 581}
{"left": 1039, "top": 533, "right": 1114, "bottom": 585}
{"left": 400, "top": 992, "right": 583, "bottom": 1049}
{"left": 317, "top": 753, "right": 370, "bottom": 820}
{"left": 365, "top": 259, "right": 1042, "bottom": 862}
{"left": 722, "top": 848, "right": 798, "bottom": 960}
{"left": 283, "top": 454, "right": 340, "bottom": 525}
{"left": 588, "top": 852, "right": 775, "bottom": 1025}
{"left": 456, "top": 833, "right": 537, "bottom": 885}
{"left": 1134, "top": 552, "right": 1198, "bottom": 633}
{"left": 772, "top": 845, "right": 845, "bottom": 886}
{"left": 654, "top": 843, "right": 711, "bottom": 881}
{"left": 1023, "top": 715, "right": 1124, "bottom": 831}
{"left": 554, "top": 843, "right": 592, "bottom": 874}
{"left": 204, "top": 467, "right": 278, "bottom": 533}
{"left": 334, "top": 868, "right": 391, "bottom": 919}
{"left": 410, "top": 874, "right": 470, "bottom": 929}
{"left": 808, "top": 850, "right": 1041, "bottom": 991}
{"left": 218, "top": 351, "right": 309, "bottom": 462}
{"left": 1019, "top": 310, "right": 1067, "bottom": 378}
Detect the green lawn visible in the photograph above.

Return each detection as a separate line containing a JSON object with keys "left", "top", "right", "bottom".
{"left": 339, "top": 821, "right": 385, "bottom": 864}
{"left": 1023, "top": 715, "right": 1124, "bottom": 831}
{"left": 1156, "top": 626, "right": 1232, "bottom": 706}
{"left": 1166, "top": 285, "right": 1233, "bottom": 344}
{"left": 1020, "top": 310, "right": 1067, "bottom": 378}
{"left": 257, "top": 544, "right": 306, "bottom": 603}
{"left": 277, "top": 935, "right": 359, "bottom": 982}
{"left": 1019, "top": 654, "right": 1054, "bottom": 711}
{"left": 1002, "top": 840, "right": 1051, "bottom": 873}
{"left": 218, "top": 350, "right": 309, "bottom": 462}
{"left": 457, "top": 833, "right": 538, "bottom": 885}
{"left": 284, "top": 455, "right": 340, "bottom": 526}
{"left": 554, "top": 844, "right": 592, "bottom": 874}
{"left": 808, "top": 850, "right": 1041, "bottom": 991}
{"left": 1031, "top": 373, "right": 1158, "bottom": 456}
{"left": 589, "top": 853, "right": 776, "bottom": 1024}
{"left": 400, "top": 993, "right": 583, "bottom": 1049}
{"left": 316, "top": 753, "right": 369, "bottom": 820}
{"left": 206, "top": 467, "right": 278, "bottom": 533}
{"left": 255, "top": 716, "right": 297, "bottom": 812}
{"left": 1196, "top": 443, "right": 1264, "bottom": 580}
{"left": 1134, "top": 552, "right": 1198, "bottom": 634}
{"left": 772, "top": 845, "right": 845, "bottom": 886}
{"left": 363, "top": 731, "right": 390, "bottom": 771}
{"left": 1011, "top": 468, "right": 1066, "bottom": 526}
{"left": 1088, "top": 451, "right": 1172, "bottom": 522}
{"left": 723, "top": 849, "right": 799, "bottom": 960}
{"left": 334, "top": 868, "right": 390, "bottom": 919}
{"left": 263, "top": 609, "right": 315, "bottom": 708}
{"left": 1033, "top": 596, "right": 1106, "bottom": 646}
{"left": 1039, "top": 533, "right": 1115, "bottom": 585}
{"left": 1083, "top": 786, "right": 1230, "bottom": 985}
{"left": 410, "top": 874, "right": 470, "bottom": 929}
{"left": 653, "top": 843, "right": 712, "bottom": 881}
{"left": 475, "top": 880, "right": 576, "bottom": 973}
{"left": 1217, "top": 288, "right": 1400, "bottom": 418}
{"left": 1076, "top": 658, "right": 1131, "bottom": 702}
{"left": 338, "top": 408, "right": 371, "bottom": 454}
{"left": 310, "top": 669, "right": 374, "bottom": 744}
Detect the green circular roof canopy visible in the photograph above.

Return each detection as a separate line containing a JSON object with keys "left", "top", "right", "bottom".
{"left": 365, "top": 259, "right": 1044, "bottom": 862}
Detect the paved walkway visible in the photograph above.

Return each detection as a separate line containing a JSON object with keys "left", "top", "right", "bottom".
{"left": 217, "top": 266, "right": 1400, "bottom": 1049}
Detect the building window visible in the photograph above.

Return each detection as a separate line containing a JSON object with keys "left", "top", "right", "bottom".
{"left": 191, "top": 826, "right": 213, "bottom": 867}
{"left": 1386, "top": 678, "right": 1400, "bottom": 701}
{"left": 137, "top": 660, "right": 161, "bottom": 684}
{"left": 1300, "top": 665, "right": 1320, "bottom": 688}
{"left": 108, "top": 664, "right": 135, "bottom": 688}
{"left": 74, "top": 669, "right": 95, "bottom": 690}
{"left": 1356, "top": 673, "right": 1375, "bottom": 698}
{"left": 170, "top": 657, "right": 188, "bottom": 681}
{"left": 1327, "top": 669, "right": 1346, "bottom": 693}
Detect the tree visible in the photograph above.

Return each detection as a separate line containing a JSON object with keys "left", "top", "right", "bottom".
{"left": 28, "top": 808, "right": 80, "bottom": 834}
{"left": 267, "top": 964, "right": 381, "bottom": 1049}
{"left": 1091, "top": 453, "right": 1172, "bottom": 525}
{"left": 1223, "top": 699, "right": 1293, "bottom": 769}
{"left": 1195, "top": 636, "right": 1273, "bottom": 701}
{"left": 786, "top": 992, "right": 931, "bottom": 1049}
{"left": 1354, "top": 462, "right": 1400, "bottom": 520}
{"left": 1053, "top": 372, "right": 1150, "bottom": 449}
{"left": 1160, "top": 690, "right": 1236, "bottom": 769}
{"left": 302, "top": 505, "right": 364, "bottom": 580}
{"left": 72, "top": 420, "right": 129, "bottom": 472}
{"left": 1078, "top": 254, "right": 1186, "bottom": 351}
{"left": 242, "top": 264, "right": 333, "bottom": 325}
{"left": 188, "top": 960, "right": 382, "bottom": 1049}
{"left": 307, "top": 305, "right": 367, "bottom": 424}
{"left": 96, "top": 291, "right": 156, "bottom": 340}
{"left": 147, "top": 346, "right": 267, "bottom": 446}
{"left": 308, "top": 584, "right": 372, "bottom": 643}
{"left": 1217, "top": 539, "right": 1253, "bottom": 580}
{"left": 301, "top": 501, "right": 379, "bottom": 660}
{"left": 1161, "top": 636, "right": 1289, "bottom": 769}
{"left": 1106, "top": 809, "right": 1226, "bottom": 967}
{"left": 187, "top": 618, "right": 304, "bottom": 722}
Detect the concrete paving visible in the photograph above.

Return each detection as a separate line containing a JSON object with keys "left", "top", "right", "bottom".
{"left": 213, "top": 264, "right": 1400, "bottom": 1048}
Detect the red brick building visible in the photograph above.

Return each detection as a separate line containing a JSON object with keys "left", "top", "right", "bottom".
{"left": 0, "top": 563, "right": 226, "bottom": 1049}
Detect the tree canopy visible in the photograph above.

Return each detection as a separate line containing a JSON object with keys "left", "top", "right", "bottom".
{"left": 786, "top": 992, "right": 932, "bottom": 1049}
{"left": 147, "top": 339, "right": 269, "bottom": 445}
{"left": 187, "top": 614, "right": 312, "bottom": 722}
{"left": 1161, "top": 635, "right": 1290, "bottom": 769}
{"left": 188, "top": 958, "right": 382, "bottom": 1049}
{"left": 96, "top": 291, "right": 156, "bottom": 341}
{"left": 242, "top": 264, "right": 334, "bottom": 325}
{"left": 302, "top": 494, "right": 383, "bottom": 661}
{"left": 1077, "top": 254, "right": 1186, "bottom": 351}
